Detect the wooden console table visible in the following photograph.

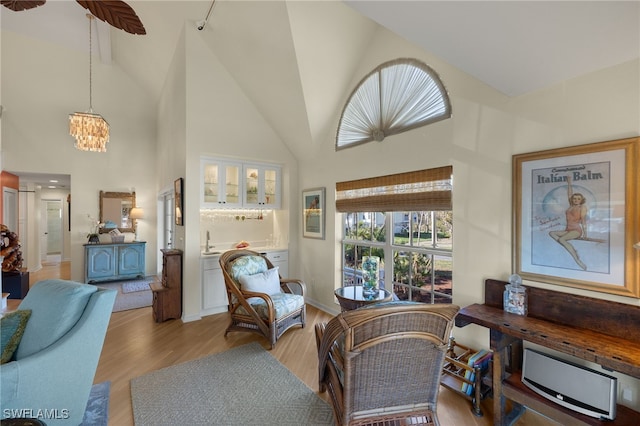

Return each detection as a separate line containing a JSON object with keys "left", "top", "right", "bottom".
{"left": 456, "top": 279, "right": 640, "bottom": 426}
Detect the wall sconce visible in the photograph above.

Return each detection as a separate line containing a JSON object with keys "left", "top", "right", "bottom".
{"left": 634, "top": 242, "right": 640, "bottom": 250}
{"left": 130, "top": 207, "right": 144, "bottom": 242}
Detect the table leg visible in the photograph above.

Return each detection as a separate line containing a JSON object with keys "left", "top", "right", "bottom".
{"left": 490, "top": 329, "right": 525, "bottom": 426}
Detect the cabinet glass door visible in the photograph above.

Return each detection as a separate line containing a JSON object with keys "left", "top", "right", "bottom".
{"left": 245, "top": 166, "right": 259, "bottom": 205}
{"left": 263, "top": 168, "right": 278, "bottom": 207}
{"left": 202, "top": 163, "right": 220, "bottom": 204}
{"left": 224, "top": 164, "right": 240, "bottom": 205}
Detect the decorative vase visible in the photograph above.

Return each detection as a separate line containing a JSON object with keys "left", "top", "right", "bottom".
{"left": 88, "top": 234, "right": 100, "bottom": 244}
{"left": 503, "top": 273, "right": 527, "bottom": 315}
{"left": 361, "top": 256, "right": 380, "bottom": 300}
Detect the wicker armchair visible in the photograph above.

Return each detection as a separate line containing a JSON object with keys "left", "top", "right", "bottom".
{"left": 219, "top": 249, "right": 306, "bottom": 349}
{"left": 315, "top": 302, "right": 459, "bottom": 426}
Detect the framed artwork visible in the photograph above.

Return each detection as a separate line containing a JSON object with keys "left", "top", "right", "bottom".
{"left": 513, "top": 137, "right": 639, "bottom": 298}
{"left": 174, "top": 178, "right": 184, "bottom": 226}
{"left": 303, "top": 187, "right": 325, "bottom": 239}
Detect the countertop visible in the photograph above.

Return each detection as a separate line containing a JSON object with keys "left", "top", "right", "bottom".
{"left": 201, "top": 246, "right": 287, "bottom": 258}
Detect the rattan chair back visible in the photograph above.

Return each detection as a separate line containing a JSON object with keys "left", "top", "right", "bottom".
{"left": 316, "top": 302, "right": 459, "bottom": 425}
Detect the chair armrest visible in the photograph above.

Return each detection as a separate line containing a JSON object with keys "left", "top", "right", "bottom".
{"left": 316, "top": 314, "right": 349, "bottom": 391}
{"left": 280, "top": 278, "right": 306, "bottom": 296}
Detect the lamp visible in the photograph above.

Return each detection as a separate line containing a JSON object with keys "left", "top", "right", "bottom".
{"left": 69, "top": 14, "right": 109, "bottom": 152}
{"left": 130, "top": 207, "right": 144, "bottom": 242}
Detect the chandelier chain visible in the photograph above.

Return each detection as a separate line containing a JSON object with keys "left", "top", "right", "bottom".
{"left": 88, "top": 14, "right": 94, "bottom": 112}
{"left": 69, "top": 13, "right": 109, "bottom": 152}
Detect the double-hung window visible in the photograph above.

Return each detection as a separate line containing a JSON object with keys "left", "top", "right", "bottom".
{"left": 338, "top": 166, "right": 453, "bottom": 304}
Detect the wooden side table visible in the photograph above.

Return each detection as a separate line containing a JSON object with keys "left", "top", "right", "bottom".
{"left": 334, "top": 286, "right": 392, "bottom": 311}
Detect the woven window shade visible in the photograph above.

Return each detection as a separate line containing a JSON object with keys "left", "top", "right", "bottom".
{"left": 336, "top": 166, "right": 452, "bottom": 212}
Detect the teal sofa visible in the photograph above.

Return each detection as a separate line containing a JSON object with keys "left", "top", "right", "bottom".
{"left": 1, "top": 279, "right": 116, "bottom": 425}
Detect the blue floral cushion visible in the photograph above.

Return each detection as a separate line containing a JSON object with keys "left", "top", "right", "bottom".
{"left": 230, "top": 255, "right": 268, "bottom": 281}
{"left": 1, "top": 310, "right": 32, "bottom": 364}
{"left": 237, "top": 293, "right": 304, "bottom": 319}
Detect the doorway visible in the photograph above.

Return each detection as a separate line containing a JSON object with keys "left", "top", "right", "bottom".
{"left": 3, "top": 187, "right": 19, "bottom": 232}
{"left": 42, "top": 199, "right": 63, "bottom": 264}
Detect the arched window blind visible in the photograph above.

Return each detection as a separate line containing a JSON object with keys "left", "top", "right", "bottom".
{"left": 336, "top": 165, "right": 452, "bottom": 212}
{"left": 336, "top": 58, "right": 452, "bottom": 150}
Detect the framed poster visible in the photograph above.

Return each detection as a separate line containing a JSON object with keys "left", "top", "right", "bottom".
{"left": 303, "top": 187, "right": 325, "bottom": 239}
{"left": 513, "top": 137, "right": 639, "bottom": 297}
{"left": 174, "top": 178, "right": 184, "bottom": 226}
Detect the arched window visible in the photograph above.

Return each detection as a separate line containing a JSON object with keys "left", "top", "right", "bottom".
{"left": 336, "top": 58, "right": 451, "bottom": 150}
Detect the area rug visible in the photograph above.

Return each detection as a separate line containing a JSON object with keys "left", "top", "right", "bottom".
{"left": 130, "top": 342, "right": 334, "bottom": 425}
{"left": 81, "top": 381, "right": 110, "bottom": 426}
{"left": 97, "top": 279, "right": 153, "bottom": 312}
{"left": 121, "top": 280, "right": 151, "bottom": 293}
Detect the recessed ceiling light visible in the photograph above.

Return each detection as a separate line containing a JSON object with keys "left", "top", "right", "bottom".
{"left": 49, "top": 180, "right": 58, "bottom": 183}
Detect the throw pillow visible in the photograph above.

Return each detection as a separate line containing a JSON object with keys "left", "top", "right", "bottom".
{"left": 238, "top": 267, "right": 281, "bottom": 296}
{"left": 1, "top": 309, "right": 32, "bottom": 364}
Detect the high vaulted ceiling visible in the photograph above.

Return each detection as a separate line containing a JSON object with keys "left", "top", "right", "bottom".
{"left": 3, "top": 1, "right": 637, "bottom": 102}
{"left": 2, "top": 0, "right": 639, "bottom": 178}
{"left": 4, "top": 1, "right": 638, "bottom": 186}
{"left": 348, "top": 1, "right": 640, "bottom": 97}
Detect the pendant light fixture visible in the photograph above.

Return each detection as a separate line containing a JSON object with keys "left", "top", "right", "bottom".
{"left": 69, "top": 14, "right": 109, "bottom": 152}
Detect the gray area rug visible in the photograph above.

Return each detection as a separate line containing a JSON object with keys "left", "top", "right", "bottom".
{"left": 81, "top": 381, "right": 110, "bottom": 426}
{"left": 130, "top": 342, "right": 334, "bottom": 425}
{"left": 97, "top": 279, "right": 153, "bottom": 312}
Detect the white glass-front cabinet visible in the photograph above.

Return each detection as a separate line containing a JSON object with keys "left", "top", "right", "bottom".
{"left": 243, "top": 164, "right": 281, "bottom": 209}
{"left": 201, "top": 159, "right": 242, "bottom": 208}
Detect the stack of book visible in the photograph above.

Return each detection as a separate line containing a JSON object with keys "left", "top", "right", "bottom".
{"left": 461, "top": 349, "right": 492, "bottom": 395}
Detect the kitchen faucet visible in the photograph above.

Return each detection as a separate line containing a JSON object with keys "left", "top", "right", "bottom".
{"left": 205, "top": 230, "right": 212, "bottom": 252}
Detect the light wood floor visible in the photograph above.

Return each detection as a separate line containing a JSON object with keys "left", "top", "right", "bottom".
{"left": 30, "top": 261, "right": 556, "bottom": 426}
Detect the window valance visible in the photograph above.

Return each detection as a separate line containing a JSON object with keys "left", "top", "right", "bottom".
{"left": 336, "top": 165, "right": 452, "bottom": 212}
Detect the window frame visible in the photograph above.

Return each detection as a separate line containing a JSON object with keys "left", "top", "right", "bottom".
{"left": 341, "top": 210, "right": 453, "bottom": 304}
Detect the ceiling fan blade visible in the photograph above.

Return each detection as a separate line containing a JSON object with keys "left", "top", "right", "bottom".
{"left": 76, "top": 0, "right": 146, "bottom": 35}
{"left": 1, "top": 0, "right": 46, "bottom": 12}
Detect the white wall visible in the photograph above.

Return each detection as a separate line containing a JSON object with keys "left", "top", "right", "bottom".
{"left": 296, "top": 24, "right": 640, "bottom": 408}
{"left": 1, "top": 30, "right": 159, "bottom": 280}
{"left": 156, "top": 26, "right": 300, "bottom": 320}
{"left": 298, "top": 21, "right": 640, "bottom": 317}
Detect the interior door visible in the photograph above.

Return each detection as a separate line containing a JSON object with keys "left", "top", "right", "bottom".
{"left": 43, "top": 200, "right": 63, "bottom": 261}
{"left": 3, "top": 187, "right": 18, "bottom": 232}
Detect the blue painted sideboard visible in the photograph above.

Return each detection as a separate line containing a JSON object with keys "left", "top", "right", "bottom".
{"left": 84, "top": 242, "right": 146, "bottom": 283}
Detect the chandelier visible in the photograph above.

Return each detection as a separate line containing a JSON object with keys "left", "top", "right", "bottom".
{"left": 69, "top": 14, "right": 109, "bottom": 152}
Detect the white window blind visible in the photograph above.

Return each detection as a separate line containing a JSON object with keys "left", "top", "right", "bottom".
{"left": 336, "top": 58, "right": 452, "bottom": 150}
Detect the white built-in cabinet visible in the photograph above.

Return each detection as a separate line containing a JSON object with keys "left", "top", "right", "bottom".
{"left": 201, "top": 250, "right": 289, "bottom": 317}
{"left": 201, "top": 255, "right": 228, "bottom": 316}
{"left": 264, "top": 250, "right": 288, "bottom": 276}
{"left": 201, "top": 157, "right": 281, "bottom": 209}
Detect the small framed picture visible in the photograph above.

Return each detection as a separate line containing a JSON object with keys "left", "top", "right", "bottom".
{"left": 174, "top": 178, "right": 184, "bottom": 226}
{"left": 303, "top": 187, "right": 325, "bottom": 239}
